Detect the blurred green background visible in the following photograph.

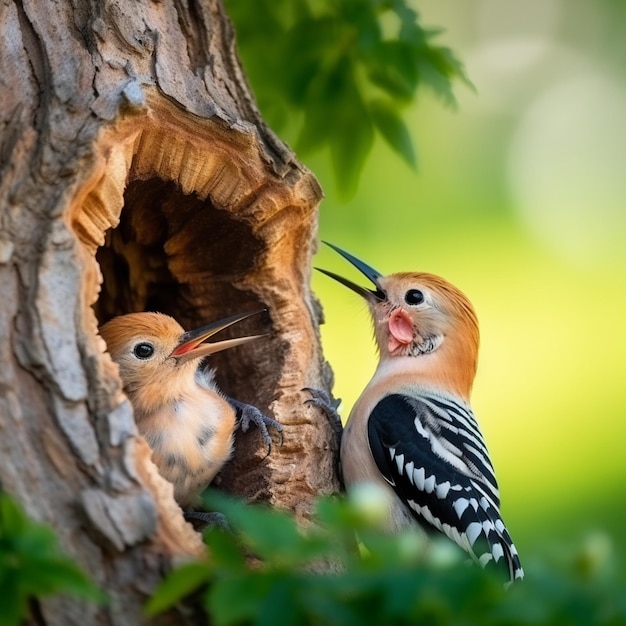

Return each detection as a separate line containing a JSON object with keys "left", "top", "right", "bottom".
{"left": 312, "top": 0, "right": 626, "bottom": 567}
{"left": 231, "top": 0, "right": 626, "bottom": 571}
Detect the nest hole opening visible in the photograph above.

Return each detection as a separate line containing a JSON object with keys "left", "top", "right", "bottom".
{"left": 94, "top": 177, "right": 271, "bottom": 406}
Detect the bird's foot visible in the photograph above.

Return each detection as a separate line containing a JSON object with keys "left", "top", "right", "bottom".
{"left": 184, "top": 510, "right": 230, "bottom": 532}
{"left": 302, "top": 387, "right": 343, "bottom": 449}
{"left": 229, "top": 398, "right": 284, "bottom": 456}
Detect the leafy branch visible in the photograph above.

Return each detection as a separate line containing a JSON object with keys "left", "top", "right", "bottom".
{"left": 0, "top": 492, "right": 104, "bottom": 626}
{"left": 226, "top": 0, "right": 470, "bottom": 197}
{"left": 147, "top": 490, "right": 625, "bottom": 626}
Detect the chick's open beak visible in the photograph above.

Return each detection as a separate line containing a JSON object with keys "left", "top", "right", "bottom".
{"left": 170, "top": 310, "right": 266, "bottom": 363}
{"left": 315, "top": 241, "right": 386, "bottom": 302}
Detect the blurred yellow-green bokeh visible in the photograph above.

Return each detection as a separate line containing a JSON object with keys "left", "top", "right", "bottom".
{"left": 307, "top": 0, "right": 626, "bottom": 563}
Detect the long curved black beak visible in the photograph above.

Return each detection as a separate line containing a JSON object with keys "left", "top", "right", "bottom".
{"left": 315, "top": 242, "right": 386, "bottom": 302}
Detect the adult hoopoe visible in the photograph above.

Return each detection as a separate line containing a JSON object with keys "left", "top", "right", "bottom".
{"left": 316, "top": 242, "right": 523, "bottom": 583}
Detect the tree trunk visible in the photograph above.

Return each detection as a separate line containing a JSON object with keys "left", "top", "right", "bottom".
{"left": 0, "top": 1, "right": 338, "bottom": 623}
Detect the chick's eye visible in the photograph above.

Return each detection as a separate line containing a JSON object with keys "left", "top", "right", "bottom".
{"left": 133, "top": 342, "right": 154, "bottom": 359}
{"left": 405, "top": 289, "right": 425, "bottom": 305}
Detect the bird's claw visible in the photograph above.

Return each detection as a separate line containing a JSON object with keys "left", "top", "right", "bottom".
{"left": 229, "top": 398, "right": 283, "bottom": 456}
{"left": 302, "top": 387, "right": 343, "bottom": 449}
{"left": 184, "top": 510, "right": 230, "bottom": 532}
{"left": 303, "top": 386, "right": 342, "bottom": 412}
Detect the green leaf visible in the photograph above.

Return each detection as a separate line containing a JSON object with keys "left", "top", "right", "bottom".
{"left": 369, "top": 100, "right": 416, "bottom": 168}
{"left": 417, "top": 43, "right": 473, "bottom": 107}
{"left": 207, "top": 571, "right": 276, "bottom": 626}
{"left": 203, "top": 492, "right": 308, "bottom": 566}
{"left": 19, "top": 556, "right": 103, "bottom": 600}
{"left": 295, "top": 54, "right": 358, "bottom": 157}
{"left": 295, "top": 101, "right": 335, "bottom": 156}
{"left": 257, "top": 576, "right": 302, "bottom": 626}
{"left": 282, "top": 16, "right": 341, "bottom": 106}
{"left": 13, "top": 524, "right": 57, "bottom": 559}
{"left": 366, "top": 40, "right": 418, "bottom": 101}
{"left": 204, "top": 527, "right": 247, "bottom": 570}
{"left": 315, "top": 494, "right": 375, "bottom": 535}
{"left": 145, "top": 561, "right": 210, "bottom": 616}
{"left": 0, "top": 492, "right": 27, "bottom": 538}
{"left": 0, "top": 493, "right": 103, "bottom": 625}
{"left": 0, "top": 575, "right": 23, "bottom": 626}
{"left": 329, "top": 81, "right": 375, "bottom": 199}
{"left": 331, "top": 123, "right": 374, "bottom": 199}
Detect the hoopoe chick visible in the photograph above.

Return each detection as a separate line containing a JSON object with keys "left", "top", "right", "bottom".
{"left": 100, "top": 310, "right": 280, "bottom": 508}
{"left": 318, "top": 242, "right": 523, "bottom": 584}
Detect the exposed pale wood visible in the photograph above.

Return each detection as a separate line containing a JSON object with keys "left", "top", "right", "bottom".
{"left": 0, "top": 0, "right": 338, "bottom": 623}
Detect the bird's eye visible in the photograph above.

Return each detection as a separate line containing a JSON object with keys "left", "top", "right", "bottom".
{"left": 133, "top": 342, "right": 154, "bottom": 359}
{"left": 405, "top": 289, "right": 425, "bottom": 305}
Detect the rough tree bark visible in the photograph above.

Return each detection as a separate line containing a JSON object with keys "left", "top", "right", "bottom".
{"left": 0, "top": 1, "right": 339, "bottom": 623}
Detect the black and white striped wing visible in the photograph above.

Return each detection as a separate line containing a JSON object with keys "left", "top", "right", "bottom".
{"left": 367, "top": 393, "right": 523, "bottom": 582}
